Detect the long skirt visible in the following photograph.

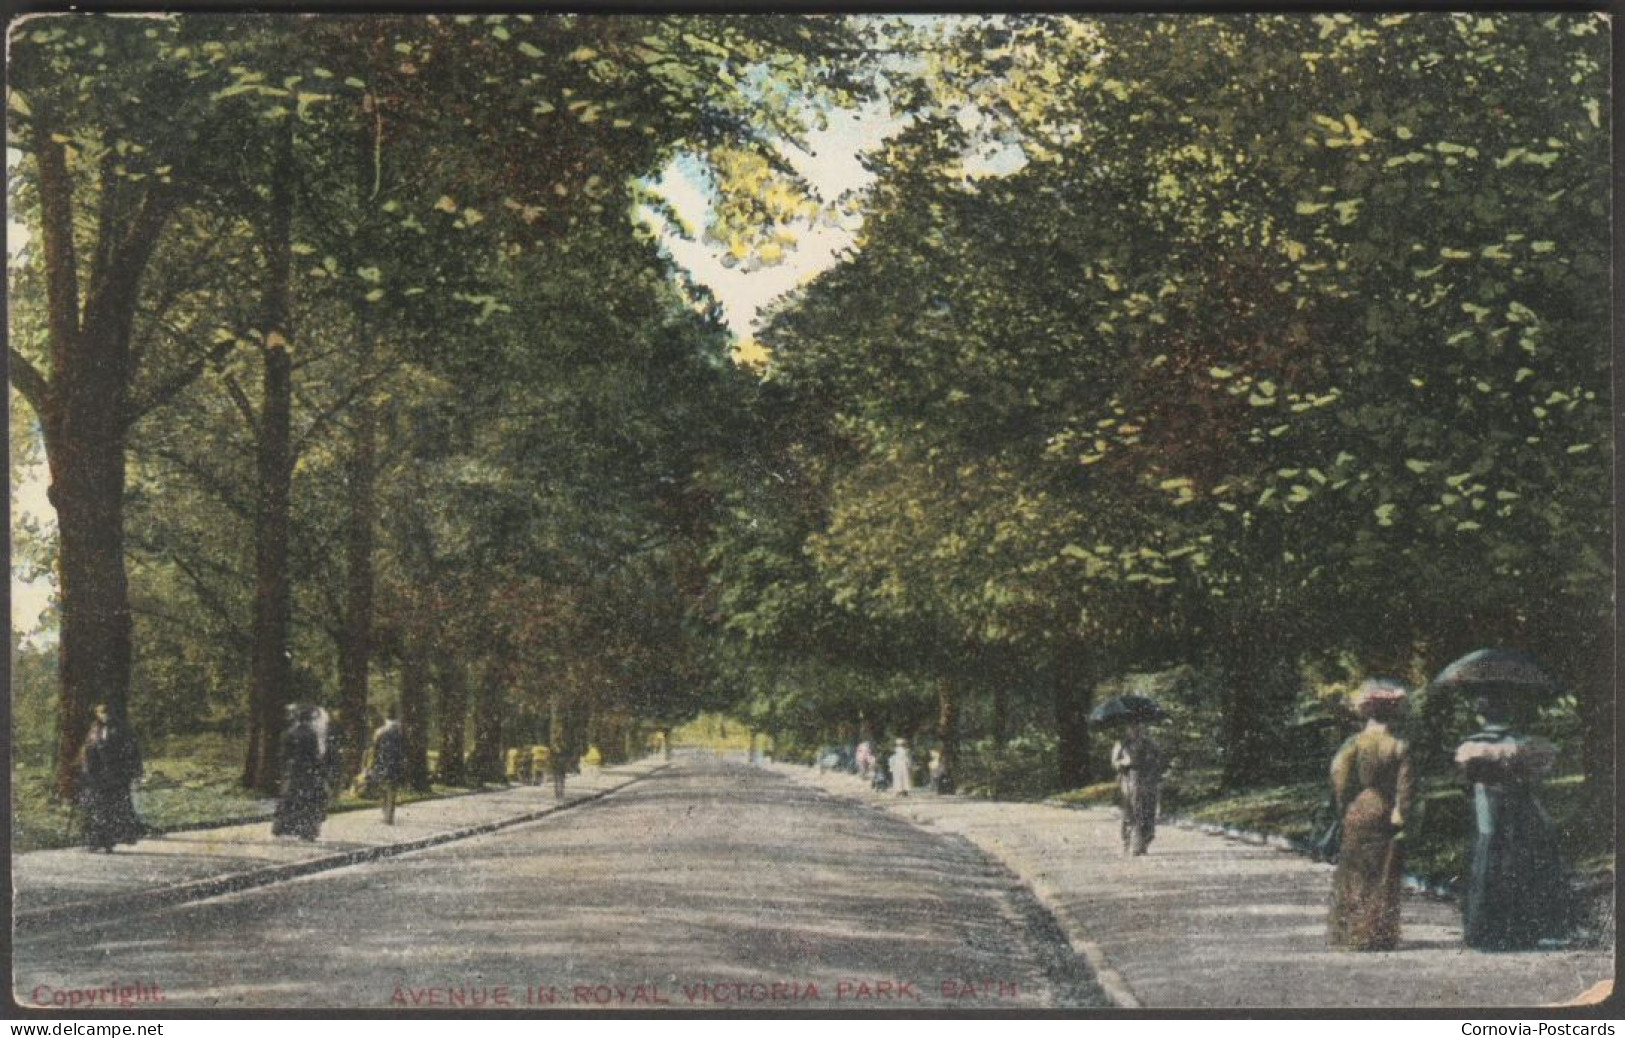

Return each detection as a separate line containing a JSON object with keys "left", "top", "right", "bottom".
{"left": 272, "top": 775, "right": 327, "bottom": 840}
{"left": 81, "top": 785, "right": 143, "bottom": 850}
{"left": 1462, "top": 785, "right": 1569, "bottom": 950}
{"left": 1119, "top": 773, "right": 1159, "bottom": 855}
{"left": 1329, "top": 788, "right": 1402, "bottom": 950}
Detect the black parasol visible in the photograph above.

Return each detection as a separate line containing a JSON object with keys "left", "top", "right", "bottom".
{"left": 1089, "top": 694, "right": 1170, "bottom": 727}
{"left": 1429, "top": 648, "right": 1560, "bottom": 699}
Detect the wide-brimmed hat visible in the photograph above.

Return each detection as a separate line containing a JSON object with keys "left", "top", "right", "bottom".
{"left": 1355, "top": 678, "right": 1408, "bottom": 718}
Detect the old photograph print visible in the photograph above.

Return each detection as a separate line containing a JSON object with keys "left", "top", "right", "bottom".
{"left": 7, "top": 11, "right": 1618, "bottom": 1013}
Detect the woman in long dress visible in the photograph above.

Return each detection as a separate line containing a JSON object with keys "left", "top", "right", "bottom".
{"left": 1455, "top": 692, "right": 1569, "bottom": 950}
{"left": 889, "top": 739, "right": 913, "bottom": 796}
{"left": 1328, "top": 679, "right": 1415, "bottom": 951}
{"left": 1112, "top": 723, "right": 1164, "bottom": 856}
{"left": 272, "top": 705, "right": 328, "bottom": 840}
{"left": 79, "top": 705, "right": 145, "bottom": 852}
{"left": 855, "top": 740, "right": 876, "bottom": 782}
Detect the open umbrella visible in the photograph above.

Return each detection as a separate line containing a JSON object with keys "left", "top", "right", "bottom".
{"left": 1429, "top": 648, "right": 1560, "bottom": 699}
{"left": 1089, "top": 694, "right": 1169, "bottom": 727}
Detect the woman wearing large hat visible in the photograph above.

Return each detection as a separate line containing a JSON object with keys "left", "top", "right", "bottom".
{"left": 1327, "top": 679, "right": 1415, "bottom": 951}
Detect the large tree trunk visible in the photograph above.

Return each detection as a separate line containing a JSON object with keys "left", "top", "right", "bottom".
{"left": 336, "top": 334, "right": 377, "bottom": 783}
{"left": 469, "top": 660, "right": 506, "bottom": 784}
{"left": 935, "top": 675, "right": 960, "bottom": 782}
{"left": 1526, "top": 605, "right": 1614, "bottom": 818}
{"left": 335, "top": 107, "right": 384, "bottom": 782}
{"left": 1217, "top": 621, "right": 1299, "bottom": 791}
{"left": 400, "top": 642, "right": 433, "bottom": 793}
{"left": 243, "top": 135, "right": 297, "bottom": 795}
{"left": 434, "top": 653, "right": 469, "bottom": 785}
{"left": 1053, "top": 641, "right": 1096, "bottom": 790}
{"left": 1576, "top": 644, "right": 1614, "bottom": 816}
{"left": 50, "top": 415, "right": 133, "bottom": 799}
{"left": 20, "top": 128, "right": 172, "bottom": 800}
{"left": 548, "top": 686, "right": 567, "bottom": 799}
{"left": 990, "top": 683, "right": 1009, "bottom": 750}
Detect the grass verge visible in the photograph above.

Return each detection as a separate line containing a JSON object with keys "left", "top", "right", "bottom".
{"left": 1049, "top": 770, "right": 1612, "bottom": 894}
{"left": 11, "top": 734, "right": 496, "bottom": 853}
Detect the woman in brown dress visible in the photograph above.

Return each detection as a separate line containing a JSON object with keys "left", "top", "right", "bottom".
{"left": 1112, "top": 723, "right": 1165, "bottom": 856}
{"left": 1328, "top": 679, "right": 1415, "bottom": 950}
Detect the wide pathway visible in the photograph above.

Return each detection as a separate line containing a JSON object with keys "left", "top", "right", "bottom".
{"left": 777, "top": 763, "right": 1615, "bottom": 1011}
{"left": 13, "top": 756, "right": 1104, "bottom": 1010}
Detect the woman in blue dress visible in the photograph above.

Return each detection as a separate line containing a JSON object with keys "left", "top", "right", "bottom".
{"left": 1454, "top": 691, "right": 1570, "bottom": 950}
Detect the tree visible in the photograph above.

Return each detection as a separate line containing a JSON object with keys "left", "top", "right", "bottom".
{"left": 11, "top": 13, "right": 873, "bottom": 795}
{"left": 749, "top": 13, "right": 1609, "bottom": 793}
{"left": 8, "top": 19, "right": 266, "bottom": 794}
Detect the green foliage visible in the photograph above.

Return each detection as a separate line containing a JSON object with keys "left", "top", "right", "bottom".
{"left": 955, "top": 731, "right": 1058, "bottom": 800}
{"left": 10, "top": 634, "right": 59, "bottom": 762}
{"left": 7, "top": 16, "right": 1610, "bottom": 824}
{"left": 9, "top": 14, "right": 873, "bottom": 782}
{"left": 10, "top": 732, "right": 492, "bottom": 852}
{"left": 730, "top": 12, "right": 1610, "bottom": 800}
{"left": 1174, "top": 773, "right": 1609, "bottom": 890}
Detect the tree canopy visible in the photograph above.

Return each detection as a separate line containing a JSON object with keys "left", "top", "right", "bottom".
{"left": 9, "top": 13, "right": 1611, "bottom": 811}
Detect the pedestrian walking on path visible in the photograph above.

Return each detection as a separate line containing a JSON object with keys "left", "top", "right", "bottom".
{"left": 318, "top": 708, "right": 346, "bottom": 806}
{"left": 1111, "top": 723, "right": 1164, "bottom": 856}
{"left": 371, "top": 709, "right": 407, "bottom": 825}
{"left": 1328, "top": 679, "right": 1414, "bottom": 951}
{"left": 856, "top": 738, "right": 876, "bottom": 782}
{"left": 77, "top": 704, "right": 145, "bottom": 853}
{"left": 890, "top": 738, "right": 913, "bottom": 795}
{"left": 1455, "top": 690, "right": 1570, "bottom": 950}
{"left": 273, "top": 705, "right": 328, "bottom": 841}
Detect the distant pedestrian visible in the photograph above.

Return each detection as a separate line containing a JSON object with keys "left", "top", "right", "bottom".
{"left": 1328, "top": 679, "right": 1414, "bottom": 951}
{"left": 871, "top": 757, "right": 891, "bottom": 791}
{"left": 371, "top": 709, "right": 407, "bottom": 825}
{"left": 316, "top": 707, "right": 344, "bottom": 806}
{"left": 1112, "top": 722, "right": 1164, "bottom": 856}
{"left": 855, "top": 739, "right": 876, "bottom": 782}
{"left": 889, "top": 739, "right": 913, "bottom": 796}
{"left": 273, "top": 705, "right": 328, "bottom": 841}
{"left": 78, "top": 704, "right": 144, "bottom": 853}
{"left": 1455, "top": 691, "right": 1570, "bottom": 950}
{"left": 928, "top": 748, "right": 953, "bottom": 794}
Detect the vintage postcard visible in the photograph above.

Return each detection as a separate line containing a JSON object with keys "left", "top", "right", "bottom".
{"left": 6, "top": 10, "right": 1618, "bottom": 1015}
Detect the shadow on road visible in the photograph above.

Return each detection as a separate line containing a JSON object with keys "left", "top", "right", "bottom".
{"left": 15, "top": 759, "right": 1107, "bottom": 1011}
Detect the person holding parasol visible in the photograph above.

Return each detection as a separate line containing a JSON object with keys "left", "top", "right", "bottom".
{"left": 1093, "top": 695, "right": 1168, "bottom": 856}
{"left": 1433, "top": 649, "right": 1571, "bottom": 951}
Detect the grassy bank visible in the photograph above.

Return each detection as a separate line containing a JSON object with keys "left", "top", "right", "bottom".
{"left": 11, "top": 733, "right": 488, "bottom": 853}
{"left": 1051, "top": 770, "right": 1612, "bottom": 894}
